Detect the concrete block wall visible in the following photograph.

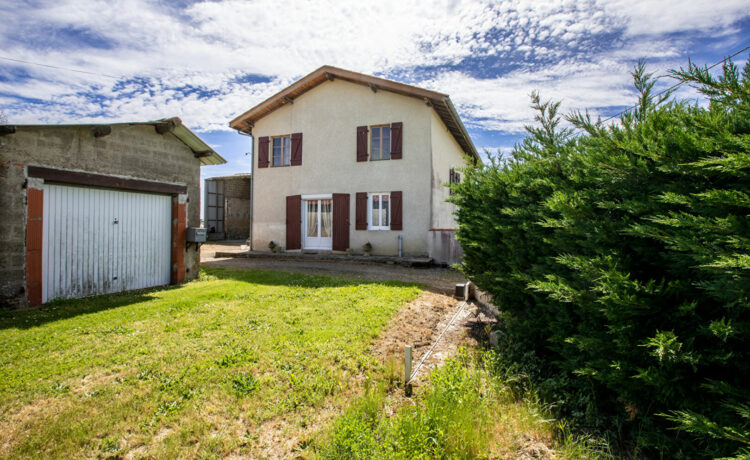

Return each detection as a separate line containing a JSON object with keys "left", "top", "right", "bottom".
{"left": 0, "top": 124, "right": 203, "bottom": 308}
{"left": 222, "top": 175, "right": 250, "bottom": 199}
{"left": 212, "top": 175, "right": 250, "bottom": 240}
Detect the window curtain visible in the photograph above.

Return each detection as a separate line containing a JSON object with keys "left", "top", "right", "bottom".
{"left": 307, "top": 201, "right": 318, "bottom": 237}
{"left": 321, "top": 199, "right": 332, "bottom": 238}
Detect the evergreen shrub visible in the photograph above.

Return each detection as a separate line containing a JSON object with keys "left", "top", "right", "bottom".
{"left": 451, "top": 59, "right": 750, "bottom": 457}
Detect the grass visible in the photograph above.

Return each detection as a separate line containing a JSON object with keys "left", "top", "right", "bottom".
{"left": 317, "top": 349, "right": 615, "bottom": 459}
{"left": 0, "top": 267, "right": 421, "bottom": 459}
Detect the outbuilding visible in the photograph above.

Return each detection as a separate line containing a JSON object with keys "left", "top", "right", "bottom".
{"left": 0, "top": 118, "right": 226, "bottom": 308}
{"left": 204, "top": 173, "right": 251, "bottom": 241}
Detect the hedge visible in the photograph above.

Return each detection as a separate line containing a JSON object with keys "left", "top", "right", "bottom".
{"left": 451, "top": 59, "right": 750, "bottom": 457}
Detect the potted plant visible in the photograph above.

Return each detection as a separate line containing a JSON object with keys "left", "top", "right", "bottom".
{"left": 268, "top": 241, "right": 277, "bottom": 253}
{"left": 362, "top": 242, "right": 372, "bottom": 256}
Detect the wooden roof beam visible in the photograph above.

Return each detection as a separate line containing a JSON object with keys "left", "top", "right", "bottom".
{"left": 92, "top": 125, "right": 111, "bottom": 138}
{"left": 155, "top": 118, "right": 181, "bottom": 135}
{"left": 282, "top": 96, "right": 294, "bottom": 104}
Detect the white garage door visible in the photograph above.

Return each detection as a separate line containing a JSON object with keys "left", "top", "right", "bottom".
{"left": 42, "top": 183, "right": 172, "bottom": 303}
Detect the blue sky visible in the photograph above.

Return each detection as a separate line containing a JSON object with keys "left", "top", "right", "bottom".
{"left": 1, "top": 0, "right": 749, "bottom": 182}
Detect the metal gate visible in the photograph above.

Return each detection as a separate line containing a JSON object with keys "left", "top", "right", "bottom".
{"left": 41, "top": 183, "right": 172, "bottom": 302}
{"left": 204, "top": 179, "right": 224, "bottom": 237}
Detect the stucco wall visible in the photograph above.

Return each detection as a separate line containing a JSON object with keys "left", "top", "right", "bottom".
{"left": 0, "top": 124, "right": 202, "bottom": 308}
{"left": 428, "top": 111, "right": 471, "bottom": 264}
{"left": 429, "top": 111, "right": 469, "bottom": 230}
{"left": 251, "top": 79, "right": 434, "bottom": 256}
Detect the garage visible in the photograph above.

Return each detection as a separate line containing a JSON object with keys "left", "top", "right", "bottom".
{"left": 0, "top": 118, "right": 226, "bottom": 308}
{"left": 42, "top": 183, "right": 172, "bottom": 302}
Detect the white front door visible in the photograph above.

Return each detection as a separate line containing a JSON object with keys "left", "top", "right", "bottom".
{"left": 303, "top": 198, "right": 332, "bottom": 250}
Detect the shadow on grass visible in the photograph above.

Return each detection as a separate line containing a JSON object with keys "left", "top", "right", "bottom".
{"left": 0, "top": 284, "right": 182, "bottom": 330}
{"left": 0, "top": 267, "right": 422, "bottom": 330}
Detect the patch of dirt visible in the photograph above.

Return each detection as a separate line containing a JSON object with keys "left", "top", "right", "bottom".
{"left": 74, "top": 370, "right": 126, "bottom": 396}
{"left": 0, "top": 397, "right": 64, "bottom": 456}
{"left": 245, "top": 403, "right": 341, "bottom": 459}
{"left": 374, "top": 291, "right": 497, "bottom": 386}
{"left": 124, "top": 444, "right": 147, "bottom": 460}
{"left": 513, "top": 436, "right": 558, "bottom": 459}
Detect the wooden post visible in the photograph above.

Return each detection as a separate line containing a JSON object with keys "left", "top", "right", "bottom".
{"left": 404, "top": 345, "right": 413, "bottom": 396}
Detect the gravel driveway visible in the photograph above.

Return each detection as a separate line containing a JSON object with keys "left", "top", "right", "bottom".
{"left": 200, "top": 241, "right": 466, "bottom": 294}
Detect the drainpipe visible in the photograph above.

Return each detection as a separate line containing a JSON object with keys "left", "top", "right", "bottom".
{"left": 249, "top": 135, "right": 254, "bottom": 250}
{"left": 398, "top": 234, "right": 403, "bottom": 257}
{"left": 237, "top": 128, "right": 254, "bottom": 250}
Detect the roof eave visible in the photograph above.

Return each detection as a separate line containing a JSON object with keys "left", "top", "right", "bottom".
{"left": 442, "top": 98, "right": 479, "bottom": 163}
{"left": 1, "top": 119, "right": 227, "bottom": 166}
{"left": 229, "top": 65, "right": 477, "bottom": 163}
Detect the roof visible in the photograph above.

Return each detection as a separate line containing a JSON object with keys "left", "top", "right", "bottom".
{"left": 0, "top": 118, "right": 226, "bottom": 166}
{"left": 229, "top": 65, "right": 478, "bottom": 161}
{"left": 207, "top": 173, "right": 252, "bottom": 180}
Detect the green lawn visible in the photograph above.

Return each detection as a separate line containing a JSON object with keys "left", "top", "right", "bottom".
{"left": 0, "top": 267, "right": 421, "bottom": 459}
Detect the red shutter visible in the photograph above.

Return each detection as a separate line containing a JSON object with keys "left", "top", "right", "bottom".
{"left": 390, "top": 191, "right": 402, "bottom": 230}
{"left": 286, "top": 195, "right": 301, "bottom": 250}
{"left": 390, "top": 122, "right": 402, "bottom": 159}
{"left": 332, "top": 193, "right": 350, "bottom": 251}
{"left": 355, "top": 192, "right": 368, "bottom": 230}
{"left": 357, "top": 126, "right": 368, "bottom": 162}
{"left": 258, "top": 136, "right": 270, "bottom": 168}
{"left": 291, "top": 132, "right": 303, "bottom": 166}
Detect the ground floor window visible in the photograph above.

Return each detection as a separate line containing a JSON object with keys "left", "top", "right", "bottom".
{"left": 368, "top": 193, "right": 390, "bottom": 230}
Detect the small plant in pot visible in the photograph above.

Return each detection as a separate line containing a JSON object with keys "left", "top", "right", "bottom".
{"left": 268, "top": 241, "right": 277, "bottom": 253}
{"left": 362, "top": 242, "right": 373, "bottom": 256}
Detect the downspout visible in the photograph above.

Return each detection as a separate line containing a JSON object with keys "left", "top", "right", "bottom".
{"left": 248, "top": 133, "right": 254, "bottom": 250}
{"left": 236, "top": 128, "right": 254, "bottom": 250}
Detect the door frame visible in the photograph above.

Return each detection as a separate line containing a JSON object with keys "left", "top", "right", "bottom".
{"left": 301, "top": 194, "right": 333, "bottom": 250}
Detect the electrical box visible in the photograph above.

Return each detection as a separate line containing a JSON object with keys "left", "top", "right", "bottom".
{"left": 186, "top": 227, "right": 207, "bottom": 243}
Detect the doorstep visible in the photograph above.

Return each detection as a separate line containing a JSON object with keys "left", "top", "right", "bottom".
{"left": 212, "top": 250, "right": 434, "bottom": 267}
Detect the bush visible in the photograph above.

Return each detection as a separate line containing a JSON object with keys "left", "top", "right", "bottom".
{"left": 451, "top": 59, "right": 750, "bottom": 457}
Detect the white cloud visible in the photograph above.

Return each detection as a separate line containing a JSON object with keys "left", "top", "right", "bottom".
{"left": 600, "top": 0, "right": 750, "bottom": 36}
{"left": 0, "top": 0, "right": 747, "bottom": 137}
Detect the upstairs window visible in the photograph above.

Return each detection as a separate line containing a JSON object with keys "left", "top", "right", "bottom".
{"left": 370, "top": 125, "right": 391, "bottom": 160}
{"left": 272, "top": 135, "right": 291, "bottom": 166}
{"left": 368, "top": 193, "right": 390, "bottom": 230}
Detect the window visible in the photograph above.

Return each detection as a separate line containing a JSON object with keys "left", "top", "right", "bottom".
{"left": 449, "top": 168, "right": 461, "bottom": 195}
{"left": 370, "top": 125, "right": 391, "bottom": 160}
{"left": 368, "top": 193, "right": 390, "bottom": 230}
{"left": 272, "top": 135, "right": 291, "bottom": 166}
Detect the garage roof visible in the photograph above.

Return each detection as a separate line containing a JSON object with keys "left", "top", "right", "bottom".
{"left": 229, "top": 65, "right": 478, "bottom": 162}
{"left": 0, "top": 118, "right": 226, "bottom": 166}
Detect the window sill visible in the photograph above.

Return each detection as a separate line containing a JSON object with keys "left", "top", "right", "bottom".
{"left": 367, "top": 227, "right": 391, "bottom": 231}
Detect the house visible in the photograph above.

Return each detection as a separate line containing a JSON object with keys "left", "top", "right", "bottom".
{"left": 204, "top": 173, "right": 251, "bottom": 241}
{"left": 229, "top": 66, "right": 477, "bottom": 264}
{"left": 0, "top": 118, "right": 226, "bottom": 308}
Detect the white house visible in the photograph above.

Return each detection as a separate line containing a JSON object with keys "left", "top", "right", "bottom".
{"left": 229, "top": 66, "right": 478, "bottom": 264}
